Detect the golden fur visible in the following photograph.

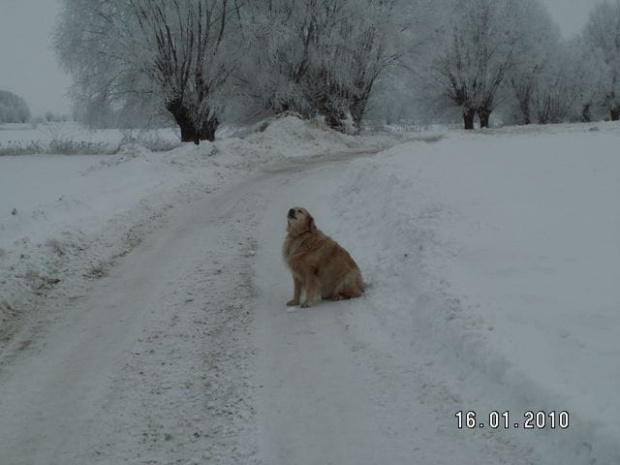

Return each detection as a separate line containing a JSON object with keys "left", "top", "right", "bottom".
{"left": 283, "top": 207, "right": 364, "bottom": 308}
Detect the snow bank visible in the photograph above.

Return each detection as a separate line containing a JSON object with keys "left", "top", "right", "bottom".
{"left": 328, "top": 124, "right": 620, "bottom": 464}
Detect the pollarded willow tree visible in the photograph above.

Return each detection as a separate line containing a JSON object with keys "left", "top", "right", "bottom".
{"left": 55, "top": 0, "right": 247, "bottom": 142}
{"left": 525, "top": 37, "right": 606, "bottom": 125}
{"left": 583, "top": 0, "right": 620, "bottom": 121}
{"left": 566, "top": 37, "right": 608, "bottom": 123}
{"left": 245, "top": 0, "right": 400, "bottom": 131}
{"left": 431, "top": 0, "right": 538, "bottom": 129}
{"left": 529, "top": 44, "right": 579, "bottom": 124}
{"left": 507, "top": 0, "right": 560, "bottom": 125}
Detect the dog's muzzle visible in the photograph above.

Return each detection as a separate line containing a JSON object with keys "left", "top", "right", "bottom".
{"left": 288, "top": 208, "right": 296, "bottom": 219}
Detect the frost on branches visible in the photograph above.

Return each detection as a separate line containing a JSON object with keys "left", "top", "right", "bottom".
{"left": 583, "top": 0, "right": 620, "bottom": 121}
{"left": 55, "top": 0, "right": 245, "bottom": 143}
{"left": 53, "top": 0, "right": 620, "bottom": 136}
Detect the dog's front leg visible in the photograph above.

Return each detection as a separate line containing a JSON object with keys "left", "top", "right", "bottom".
{"left": 286, "top": 277, "right": 302, "bottom": 306}
{"left": 301, "top": 273, "right": 319, "bottom": 308}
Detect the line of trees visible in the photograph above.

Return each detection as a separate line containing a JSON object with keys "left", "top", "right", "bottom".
{"left": 54, "top": 0, "right": 620, "bottom": 140}
{"left": 423, "top": 0, "right": 620, "bottom": 128}
{"left": 54, "top": 0, "right": 403, "bottom": 141}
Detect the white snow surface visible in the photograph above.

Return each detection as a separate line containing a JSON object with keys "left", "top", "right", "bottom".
{"left": 327, "top": 127, "right": 620, "bottom": 464}
{"left": 0, "top": 117, "right": 401, "bottom": 339}
{"left": 0, "top": 118, "right": 619, "bottom": 464}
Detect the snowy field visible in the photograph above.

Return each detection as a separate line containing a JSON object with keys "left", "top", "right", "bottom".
{"left": 0, "top": 118, "right": 619, "bottom": 464}
{"left": 0, "top": 122, "right": 183, "bottom": 155}
{"left": 0, "top": 122, "right": 134, "bottom": 146}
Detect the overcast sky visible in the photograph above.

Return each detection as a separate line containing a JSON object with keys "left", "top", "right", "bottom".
{"left": 0, "top": 0, "right": 606, "bottom": 117}
{"left": 541, "top": 0, "right": 604, "bottom": 37}
{"left": 0, "top": 0, "right": 71, "bottom": 116}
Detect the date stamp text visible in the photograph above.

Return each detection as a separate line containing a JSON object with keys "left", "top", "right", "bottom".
{"left": 455, "top": 410, "right": 569, "bottom": 430}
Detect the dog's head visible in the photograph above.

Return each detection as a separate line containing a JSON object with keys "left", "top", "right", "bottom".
{"left": 286, "top": 206, "right": 316, "bottom": 236}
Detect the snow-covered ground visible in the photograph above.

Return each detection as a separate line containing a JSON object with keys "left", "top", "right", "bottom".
{"left": 0, "top": 118, "right": 618, "bottom": 464}
{"left": 0, "top": 117, "right": 402, "bottom": 343}
{"left": 327, "top": 124, "right": 620, "bottom": 464}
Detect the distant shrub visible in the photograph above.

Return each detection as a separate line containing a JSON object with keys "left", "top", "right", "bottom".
{"left": 0, "top": 140, "right": 44, "bottom": 156}
{"left": 48, "top": 136, "right": 112, "bottom": 155}
{"left": 0, "top": 137, "right": 115, "bottom": 156}
{"left": 0, "top": 90, "right": 31, "bottom": 123}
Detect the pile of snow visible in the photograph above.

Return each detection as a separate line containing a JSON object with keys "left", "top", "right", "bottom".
{"left": 0, "top": 116, "right": 404, "bottom": 342}
{"left": 212, "top": 115, "right": 411, "bottom": 169}
{"left": 326, "top": 123, "right": 620, "bottom": 464}
{"left": 245, "top": 116, "right": 360, "bottom": 157}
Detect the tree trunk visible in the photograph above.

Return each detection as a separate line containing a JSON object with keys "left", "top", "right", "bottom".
{"left": 167, "top": 99, "right": 219, "bottom": 144}
{"left": 179, "top": 124, "right": 199, "bottom": 144}
{"left": 520, "top": 103, "right": 531, "bottom": 125}
{"left": 463, "top": 108, "right": 476, "bottom": 130}
{"left": 350, "top": 80, "right": 375, "bottom": 133}
{"left": 325, "top": 112, "right": 345, "bottom": 132}
{"left": 478, "top": 107, "right": 491, "bottom": 129}
{"left": 517, "top": 94, "right": 531, "bottom": 124}
{"left": 581, "top": 103, "right": 592, "bottom": 123}
{"left": 350, "top": 97, "right": 368, "bottom": 133}
{"left": 611, "top": 108, "right": 620, "bottom": 121}
{"left": 512, "top": 78, "right": 534, "bottom": 125}
{"left": 198, "top": 116, "right": 219, "bottom": 142}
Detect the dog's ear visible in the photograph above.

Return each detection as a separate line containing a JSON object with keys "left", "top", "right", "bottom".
{"left": 308, "top": 215, "right": 317, "bottom": 233}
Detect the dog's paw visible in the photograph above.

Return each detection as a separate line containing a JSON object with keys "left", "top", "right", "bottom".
{"left": 286, "top": 300, "right": 300, "bottom": 307}
{"left": 300, "top": 301, "right": 314, "bottom": 308}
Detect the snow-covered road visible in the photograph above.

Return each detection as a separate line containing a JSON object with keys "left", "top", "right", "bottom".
{"left": 0, "top": 150, "right": 530, "bottom": 465}
{"left": 0, "top": 168, "right": 265, "bottom": 464}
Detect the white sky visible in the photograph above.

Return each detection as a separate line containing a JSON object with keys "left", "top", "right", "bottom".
{"left": 540, "top": 0, "right": 604, "bottom": 37}
{"left": 0, "top": 0, "right": 607, "bottom": 117}
{"left": 0, "top": 0, "right": 71, "bottom": 116}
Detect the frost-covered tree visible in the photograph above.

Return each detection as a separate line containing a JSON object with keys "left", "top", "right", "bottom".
{"left": 0, "top": 91, "right": 31, "bottom": 123}
{"left": 55, "top": 0, "right": 247, "bottom": 142}
{"left": 529, "top": 45, "right": 575, "bottom": 124}
{"left": 431, "top": 0, "right": 550, "bottom": 129}
{"left": 583, "top": 0, "right": 620, "bottom": 121}
{"left": 432, "top": 0, "right": 513, "bottom": 129}
{"left": 305, "top": 0, "right": 401, "bottom": 130}
{"left": 244, "top": 0, "right": 400, "bottom": 131}
{"left": 516, "top": 37, "right": 606, "bottom": 125}
{"left": 338, "top": 0, "right": 401, "bottom": 129}
{"left": 565, "top": 37, "right": 607, "bottom": 122}
{"left": 507, "top": 0, "right": 560, "bottom": 125}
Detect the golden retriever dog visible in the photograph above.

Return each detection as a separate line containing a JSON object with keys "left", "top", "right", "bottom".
{"left": 283, "top": 207, "right": 364, "bottom": 308}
